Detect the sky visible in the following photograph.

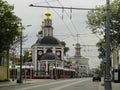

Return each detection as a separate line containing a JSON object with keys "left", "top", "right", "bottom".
{"left": 6, "top": 0, "right": 107, "bottom": 69}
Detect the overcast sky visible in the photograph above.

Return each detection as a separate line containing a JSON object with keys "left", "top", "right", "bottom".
{"left": 6, "top": 0, "right": 107, "bottom": 68}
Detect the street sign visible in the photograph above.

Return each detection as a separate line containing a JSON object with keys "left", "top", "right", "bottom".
{"left": 103, "top": 60, "right": 107, "bottom": 64}
{"left": 102, "top": 51, "right": 107, "bottom": 58}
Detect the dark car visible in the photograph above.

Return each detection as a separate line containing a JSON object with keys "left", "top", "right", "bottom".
{"left": 92, "top": 74, "right": 101, "bottom": 81}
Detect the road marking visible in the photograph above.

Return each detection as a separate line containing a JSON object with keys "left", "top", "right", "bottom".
{"left": 15, "top": 79, "right": 85, "bottom": 90}
{"left": 49, "top": 79, "right": 90, "bottom": 90}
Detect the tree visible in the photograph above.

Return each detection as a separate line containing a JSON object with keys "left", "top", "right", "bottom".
{"left": 60, "top": 41, "right": 69, "bottom": 55}
{"left": 99, "top": 61, "right": 105, "bottom": 75}
{"left": 96, "top": 39, "right": 106, "bottom": 58}
{"left": 0, "top": 0, "right": 22, "bottom": 53}
{"left": 87, "top": 0, "right": 120, "bottom": 50}
{"left": 0, "top": 0, "right": 22, "bottom": 66}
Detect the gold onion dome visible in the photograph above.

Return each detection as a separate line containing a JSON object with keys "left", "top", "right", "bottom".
{"left": 45, "top": 9, "right": 51, "bottom": 20}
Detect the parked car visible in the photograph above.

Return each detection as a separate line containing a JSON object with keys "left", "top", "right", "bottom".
{"left": 92, "top": 74, "right": 101, "bottom": 81}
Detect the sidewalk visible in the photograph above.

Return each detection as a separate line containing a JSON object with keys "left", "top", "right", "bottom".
{"left": 99, "top": 78, "right": 120, "bottom": 90}
{"left": 0, "top": 79, "right": 49, "bottom": 87}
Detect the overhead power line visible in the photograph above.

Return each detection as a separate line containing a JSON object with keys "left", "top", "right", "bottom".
{"left": 45, "top": 0, "right": 78, "bottom": 42}
{"left": 73, "top": 44, "right": 97, "bottom": 47}
{"left": 43, "top": 0, "right": 76, "bottom": 41}
{"left": 32, "top": 0, "right": 57, "bottom": 4}
{"left": 56, "top": 0, "right": 78, "bottom": 33}
{"left": 29, "top": 3, "right": 98, "bottom": 43}
{"left": 29, "top": 4, "right": 98, "bottom": 10}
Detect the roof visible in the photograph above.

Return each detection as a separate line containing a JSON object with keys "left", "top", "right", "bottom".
{"left": 33, "top": 36, "right": 62, "bottom": 46}
{"left": 41, "top": 53, "right": 60, "bottom": 60}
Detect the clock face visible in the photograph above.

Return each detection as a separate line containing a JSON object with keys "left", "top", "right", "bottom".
{"left": 38, "top": 51, "right": 43, "bottom": 55}
{"left": 56, "top": 51, "right": 60, "bottom": 56}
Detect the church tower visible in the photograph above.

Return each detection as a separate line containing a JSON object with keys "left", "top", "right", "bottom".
{"left": 75, "top": 43, "right": 81, "bottom": 57}
{"left": 74, "top": 34, "right": 81, "bottom": 57}
{"left": 43, "top": 9, "right": 53, "bottom": 37}
{"left": 37, "top": 9, "right": 53, "bottom": 38}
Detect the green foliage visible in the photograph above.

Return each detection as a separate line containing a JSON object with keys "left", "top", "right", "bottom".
{"left": 87, "top": 0, "right": 120, "bottom": 57}
{"left": 96, "top": 39, "right": 106, "bottom": 58}
{"left": 87, "top": 5, "right": 106, "bottom": 34}
{"left": 0, "top": 0, "right": 22, "bottom": 53}
{"left": 60, "top": 41, "right": 69, "bottom": 55}
{"left": 60, "top": 41, "right": 66, "bottom": 46}
{"left": 99, "top": 61, "right": 105, "bottom": 75}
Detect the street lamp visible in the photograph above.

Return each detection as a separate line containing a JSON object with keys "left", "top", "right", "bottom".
{"left": 17, "top": 24, "right": 32, "bottom": 83}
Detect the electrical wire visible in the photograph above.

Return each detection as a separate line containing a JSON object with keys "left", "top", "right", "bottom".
{"left": 45, "top": 0, "right": 83, "bottom": 44}
{"left": 45, "top": 0, "right": 76, "bottom": 41}
{"left": 28, "top": 32, "right": 95, "bottom": 38}
{"left": 29, "top": 1, "right": 99, "bottom": 44}
{"left": 32, "top": 0, "right": 57, "bottom": 5}
{"left": 57, "top": 0, "right": 79, "bottom": 34}
{"left": 57, "top": 0, "right": 82, "bottom": 44}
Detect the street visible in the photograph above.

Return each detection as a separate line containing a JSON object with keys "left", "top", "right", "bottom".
{"left": 0, "top": 78, "right": 101, "bottom": 90}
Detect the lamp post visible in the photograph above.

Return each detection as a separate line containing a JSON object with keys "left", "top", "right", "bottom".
{"left": 17, "top": 25, "right": 32, "bottom": 83}
{"left": 104, "top": 0, "right": 112, "bottom": 90}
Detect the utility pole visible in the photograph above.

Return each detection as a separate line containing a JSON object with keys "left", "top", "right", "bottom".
{"left": 17, "top": 25, "right": 32, "bottom": 83}
{"left": 105, "top": 0, "right": 112, "bottom": 90}
{"left": 17, "top": 27, "right": 23, "bottom": 83}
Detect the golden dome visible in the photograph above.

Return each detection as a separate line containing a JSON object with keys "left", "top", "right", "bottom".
{"left": 45, "top": 9, "right": 51, "bottom": 20}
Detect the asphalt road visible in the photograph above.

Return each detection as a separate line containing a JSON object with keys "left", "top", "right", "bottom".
{"left": 0, "top": 78, "right": 101, "bottom": 90}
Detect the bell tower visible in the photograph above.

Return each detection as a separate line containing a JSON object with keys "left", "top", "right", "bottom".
{"left": 75, "top": 43, "right": 81, "bottom": 56}
{"left": 43, "top": 9, "right": 53, "bottom": 37}
{"left": 74, "top": 34, "right": 81, "bottom": 56}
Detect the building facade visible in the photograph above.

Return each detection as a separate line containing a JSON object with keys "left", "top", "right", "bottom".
{"left": 111, "top": 46, "right": 120, "bottom": 82}
{"left": 70, "top": 43, "right": 89, "bottom": 77}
